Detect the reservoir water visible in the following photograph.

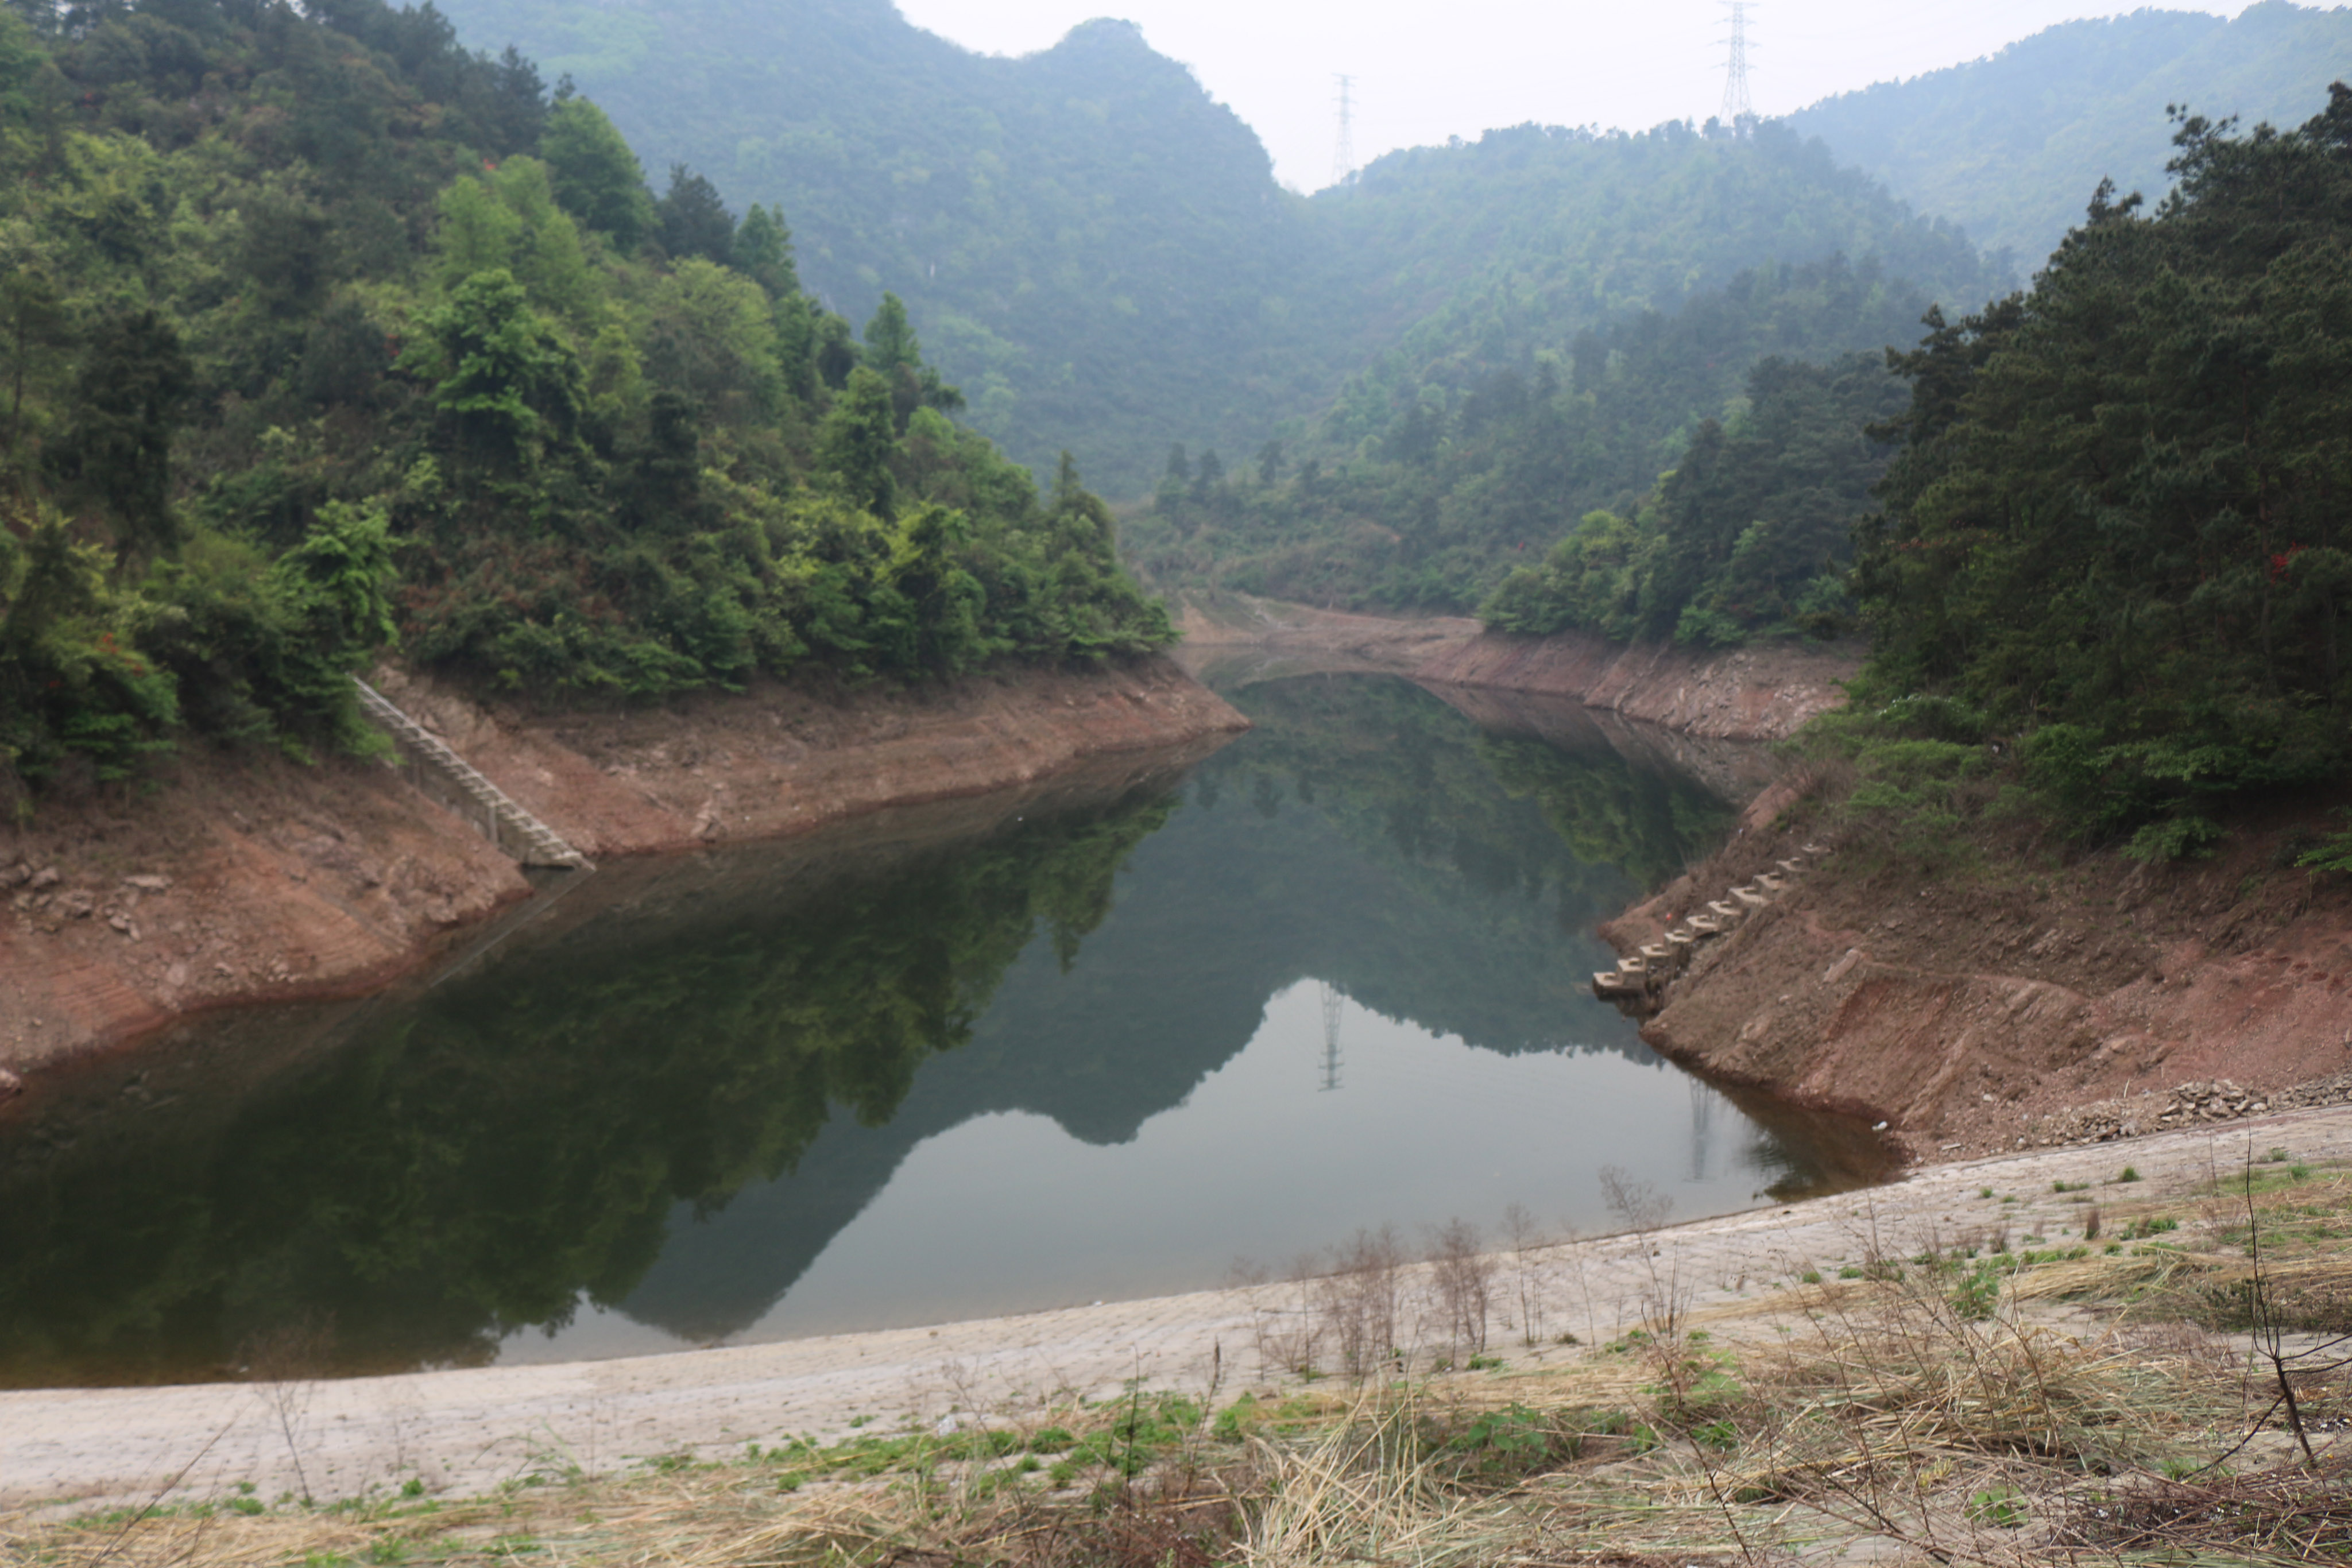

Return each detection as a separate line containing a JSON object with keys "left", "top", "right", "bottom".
{"left": 0, "top": 674, "right": 1885, "bottom": 1388}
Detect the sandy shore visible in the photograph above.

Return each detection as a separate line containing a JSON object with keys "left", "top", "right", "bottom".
{"left": 9, "top": 1102, "right": 2347, "bottom": 1513}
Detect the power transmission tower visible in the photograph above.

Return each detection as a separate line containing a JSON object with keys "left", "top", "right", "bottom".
{"left": 1317, "top": 981, "right": 1344, "bottom": 1091}
{"left": 1330, "top": 74, "right": 1357, "bottom": 188}
{"left": 1718, "top": 1, "right": 1755, "bottom": 128}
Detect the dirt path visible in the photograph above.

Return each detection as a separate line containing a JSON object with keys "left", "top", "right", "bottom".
{"left": 9, "top": 1104, "right": 2346, "bottom": 1512}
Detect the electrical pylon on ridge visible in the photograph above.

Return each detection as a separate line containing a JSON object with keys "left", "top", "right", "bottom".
{"left": 1330, "top": 73, "right": 1356, "bottom": 189}
{"left": 1719, "top": 1, "right": 1755, "bottom": 127}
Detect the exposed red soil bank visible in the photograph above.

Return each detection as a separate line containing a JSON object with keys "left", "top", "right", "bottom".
{"left": 0, "top": 659, "right": 1246, "bottom": 1077}
{"left": 1170, "top": 594, "right": 1482, "bottom": 684}
{"left": 1600, "top": 785, "right": 2352, "bottom": 1164}
{"left": 1415, "top": 628, "right": 1860, "bottom": 742}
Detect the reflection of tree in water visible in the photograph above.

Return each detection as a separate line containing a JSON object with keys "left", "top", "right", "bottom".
{"left": 1198, "top": 676, "right": 1735, "bottom": 1048}
{"left": 1472, "top": 732, "right": 1735, "bottom": 893}
{"left": 1209, "top": 676, "right": 1734, "bottom": 919}
{"left": 0, "top": 793, "right": 1171, "bottom": 1388}
{"left": 0, "top": 676, "right": 1854, "bottom": 1389}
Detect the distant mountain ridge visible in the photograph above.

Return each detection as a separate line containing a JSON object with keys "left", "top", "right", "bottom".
{"left": 430, "top": 0, "right": 1316, "bottom": 490}
{"left": 1786, "top": 2, "right": 2352, "bottom": 270}
{"left": 424, "top": 0, "right": 2351, "bottom": 574}
{"left": 430, "top": 0, "right": 1999, "bottom": 492}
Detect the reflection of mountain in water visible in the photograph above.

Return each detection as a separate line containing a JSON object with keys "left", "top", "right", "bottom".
{"left": 0, "top": 675, "right": 1801, "bottom": 1387}
{"left": 616, "top": 676, "right": 1741, "bottom": 1341}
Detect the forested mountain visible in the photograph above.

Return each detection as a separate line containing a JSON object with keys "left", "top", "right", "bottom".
{"left": 1127, "top": 255, "right": 1927, "bottom": 626}
{"left": 1850, "top": 84, "right": 2352, "bottom": 860}
{"left": 429, "top": 0, "right": 2001, "bottom": 495}
{"left": 430, "top": 0, "right": 1316, "bottom": 493}
{"left": 1789, "top": 2, "right": 2352, "bottom": 272}
{"left": 1109, "top": 118, "right": 1997, "bottom": 615}
{"left": 0, "top": 0, "right": 1169, "bottom": 805}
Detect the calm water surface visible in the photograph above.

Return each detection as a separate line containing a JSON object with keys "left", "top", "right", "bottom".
{"left": 0, "top": 675, "right": 1884, "bottom": 1388}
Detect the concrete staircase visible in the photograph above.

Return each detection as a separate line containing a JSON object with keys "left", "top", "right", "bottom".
{"left": 353, "top": 677, "right": 591, "bottom": 870}
{"left": 1592, "top": 842, "right": 1829, "bottom": 1004}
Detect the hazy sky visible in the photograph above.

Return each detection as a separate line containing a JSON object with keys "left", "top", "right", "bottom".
{"left": 893, "top": 0, "right": 2262, "bottom": 190}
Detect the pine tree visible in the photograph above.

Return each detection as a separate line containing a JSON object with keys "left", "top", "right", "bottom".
{"left": 656, "top": 164, "right": 735, "bottom": 267}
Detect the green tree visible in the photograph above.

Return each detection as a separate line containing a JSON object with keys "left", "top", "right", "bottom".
{"left": 0, "top": 220, "right": 67, "bottom": 461}
{"left": 541, "top": 93, "right": 653, "bottom": 248}
{"left": 817, "top": 365, "right": 899, "bottom": 520}
{"left": 862, "top": 291, "right": 921, "bottom": 373}
{"left": 48, "top": 308, "right": 194, "bottom": 561}
{"left": 888, "top": 503, "right": 986, "bottom": 673}
{"left": 419, "top": 268, "right": 583, "bottom": 466}
{"left": 1, "top": 506, "right": 180, "bottom": 785}
{"left": 434, "top": 160, "right": 595, "bottom": 323}
{"left": 733, "top": 203, "right": 799, "bottom": 298}
{"left": 655, "top": 162, "right": 733, "bottom": 266}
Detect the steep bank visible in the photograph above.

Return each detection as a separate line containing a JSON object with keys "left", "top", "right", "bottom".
{"left": 1414, "top": 628, "right": 1861, "bottom": 742}
{"left": 1417, "top": 683, "right": 1789, "bottom": 810}
{"left": 0, "top": 660, "right": 1246, "bottom": 1078}
{"left": 1599, "top": 777, "right": 2352, "bottom": 1163}
{"left": 1169, "top": 593, "right": 1482, "bottom": 687}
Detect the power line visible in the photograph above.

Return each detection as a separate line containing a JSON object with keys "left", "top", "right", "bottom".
{"left": 1330, "top": 73, "right": 1356, "bottom": 188}
{"left": 1719, "top": 1, "right": 1755, "bottom": 127}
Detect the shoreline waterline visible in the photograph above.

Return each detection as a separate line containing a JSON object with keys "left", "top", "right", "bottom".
{"left": 8, "top": 1102, "right": 2346, "bottom": 1511}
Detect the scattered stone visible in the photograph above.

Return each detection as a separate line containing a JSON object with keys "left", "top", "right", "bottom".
{"left": 0, "top": 863, "right": 29, "bottom": 889}
{"left": 29, "top": 866, "right": 60, "bottom": 891}
{"left": 122, "top": 874, "right": 172, "bottom": 893}
{"left": 59, "top": 891, "right": 94, "bottom": 919}
{"left": 0, "top": 1067, "right": 20, "bottom": 1099}
{"left": 2028, "top": 1074, "right": 2352, "bottom": 1147}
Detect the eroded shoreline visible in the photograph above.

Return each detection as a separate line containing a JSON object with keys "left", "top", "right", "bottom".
{"left": 1, "top": 658, "right": 1248, "bottom": 1079}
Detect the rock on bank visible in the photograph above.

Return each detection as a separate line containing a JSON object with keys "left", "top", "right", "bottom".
{"left": 0, "top": 659, "right": 1245, "bottom": 1077}
{"left": 1415, "top": 628, "right": 1858, "bottom": 742}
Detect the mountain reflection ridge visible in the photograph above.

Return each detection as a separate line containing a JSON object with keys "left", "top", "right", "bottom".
{"left": 1, "top": 675, "right": 1856, "bottom": 1389}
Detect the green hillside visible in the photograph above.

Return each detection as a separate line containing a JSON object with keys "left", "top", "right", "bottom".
{"left": 1848, "top": 83, "right": 2352, "bottom": 859}
{"left": 1126, "top": 254, "right": 1928, "bottom": 623}
{"left": 428, "top": 0, "right": 2001, "bottom": 497}
{"left": 0, "top": 0, "right": 1169, "bottom": 807}
{"left": 1787, "top": 2, "right": 2352, "bottom": 271}
{"left": 1113, "top": 106, "right": 2005, "bottom": 618}
{"left": 427, "top": 0, "right": 1322, "bottom": 494}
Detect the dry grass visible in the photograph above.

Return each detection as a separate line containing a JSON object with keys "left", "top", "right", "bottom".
{"left": 9, "top": 1171, "right": 2349, "bottom": 1568}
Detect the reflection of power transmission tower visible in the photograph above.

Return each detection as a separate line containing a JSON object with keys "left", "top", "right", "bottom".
{"left": 1330, "top": 74, "right": 1356, "bottom": 188}
{"left": 1689, "top": 1077, "right": 1717, "bottom": 1181}
{"left": 1318, "top": 981, "right": 1345, "bottom": 1091}
{"left": 1718, "top": 1, "right": 1754, "bottom": 127}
